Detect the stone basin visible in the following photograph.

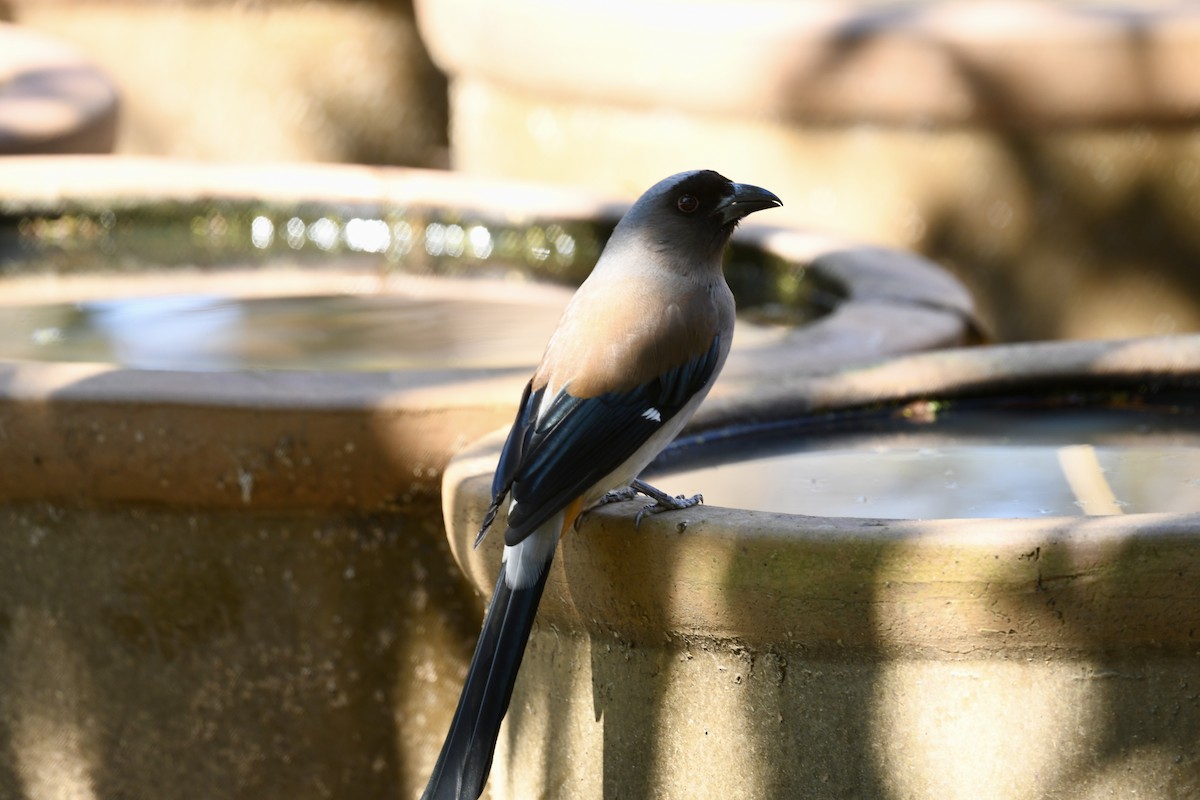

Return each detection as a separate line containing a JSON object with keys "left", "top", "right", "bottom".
{"left": 0, "top": 156, "right": 975, "bottom": 799}
{"left": 444, "top": 334, "right": 1200, "bottom": 799}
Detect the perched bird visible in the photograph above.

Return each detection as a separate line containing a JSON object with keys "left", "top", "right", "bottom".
{"left": 422, "top": 170, "right": 781, "bottom": 800}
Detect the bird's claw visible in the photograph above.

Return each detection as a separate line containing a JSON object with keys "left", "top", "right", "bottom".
{"left": 576, "top": 485, "right": 643, "bottom": 530}
{"left": 597, "top": 486, "right": 641, "bottom": 506}
{"left": 580, "top": 479, "right": 702, "bottom": 531}
{"left": 634, "top": 491, "right": 703, "bottom": 529}
{"left": 628, "top": 479, "right": 702, "bottom": 529}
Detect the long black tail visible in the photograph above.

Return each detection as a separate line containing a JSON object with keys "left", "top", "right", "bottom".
{"left": 421, "top": 556, "right": 552, "bottom": 800}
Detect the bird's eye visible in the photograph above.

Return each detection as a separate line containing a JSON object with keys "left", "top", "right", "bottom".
{"left": 676, "top": 194, "right": 700, "bottom": 214}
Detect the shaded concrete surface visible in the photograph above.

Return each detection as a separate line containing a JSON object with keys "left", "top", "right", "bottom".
{"left": 0, "top": 502, "right": 482, "bottom": 800}
{"left": 0, "top": 349, "right": 523, "bottom": 799}
{"left": 448, "top": 471, "right": 1200, "bottom": 799}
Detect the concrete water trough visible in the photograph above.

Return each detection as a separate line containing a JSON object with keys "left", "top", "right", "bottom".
{"left": 0, "top": 156, "right": 975, "bottom": 799}
{"left": 445, "top": 334, "right": 1200, "bottom": 799}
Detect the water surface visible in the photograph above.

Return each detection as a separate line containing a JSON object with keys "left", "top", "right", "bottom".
{"left": 653, "top": 409, "right": 1200, "bottom": 519}
{"left": 0, "top": 289, "right": 567, "bottom": 371}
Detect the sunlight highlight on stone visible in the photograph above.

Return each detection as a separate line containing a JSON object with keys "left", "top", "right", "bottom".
{"left": 7, "top": 608, "right": 101, "bottom": 800}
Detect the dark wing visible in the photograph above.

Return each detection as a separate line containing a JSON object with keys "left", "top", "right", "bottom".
{"left": 474, "top": 334, "right": 723, "bottom": 549}
{"left": 474, "top": 379, "right": 535, "bottom": 545}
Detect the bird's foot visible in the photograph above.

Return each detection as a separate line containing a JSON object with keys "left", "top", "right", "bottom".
{"left": 575, "top": 485, "right": 634, "bottom": 531}
{"left": 628, "top": 479, "right": 703, "bottom": 529}
{"left": 596, "top": 485, "right": 641, "bottom": 507}
{"left": 579, "top": 480, "right": 702, "bottom": 530}
{"left": 574, "top": 486, "right": 638, "bottom": 531}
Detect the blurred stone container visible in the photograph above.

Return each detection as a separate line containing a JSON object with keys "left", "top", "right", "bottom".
{"left": 3, "top": 0, "right": 448, "bottom": 166}
{"left": 417, "top": 0, "right": 1200, "bottom": 342}
{"left": 0, "top": 21, "right": 118, "bottom": 154}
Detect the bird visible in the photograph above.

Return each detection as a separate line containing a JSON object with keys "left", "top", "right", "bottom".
{"left": 421, "top": 169, "right": 781, "bottom": 800}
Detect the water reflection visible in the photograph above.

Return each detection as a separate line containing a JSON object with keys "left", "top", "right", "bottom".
{"left": 0, "top": 203, "right": 605, "bottom": 286}
{"left": 343, "top": 218, "right": 390, "bottom": 254}
{"left": 0, "top": 291, "right": 570, "bottom": 372}
{"left": 306, "top": 218, "right": 339, "bottom": 251}
{"left": 250, "top": 216, "right": 274, "bottom": 249}
{"left": 0, "top": 198, "right": 826, "bottom": 371}
{"left": 653, "top": 410, "right": 1200, "bottom": 519}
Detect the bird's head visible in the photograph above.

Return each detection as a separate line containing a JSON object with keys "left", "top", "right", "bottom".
{"left": 609, "top": 170, "right": 782, "bottom": 264}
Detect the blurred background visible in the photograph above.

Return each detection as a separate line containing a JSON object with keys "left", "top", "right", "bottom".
{"left": 0, "top": 0, "right": 449, "bottom": 165}
{"left": 4, "top": 0, "right": 1200, "bottom": 342}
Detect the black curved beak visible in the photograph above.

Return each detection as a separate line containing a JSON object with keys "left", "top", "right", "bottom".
{"left": 715, "top": 182, "right": 783, "bottom": 226}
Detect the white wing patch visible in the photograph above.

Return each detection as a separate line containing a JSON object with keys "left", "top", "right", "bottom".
{"left": 641, "top": 407, "right": 662, "bottom": 423}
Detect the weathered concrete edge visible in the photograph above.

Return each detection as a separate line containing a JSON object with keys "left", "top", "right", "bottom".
{"left": 449, "top": 444, "right": 1200, "bottom": 657}
{"left": 445, "top": 336, "right": 1200, "bottom": 656}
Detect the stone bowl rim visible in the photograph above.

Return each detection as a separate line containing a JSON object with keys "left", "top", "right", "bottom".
{"left": 443, "top": 334, "right": 1200, "bottom": 654}
{"left": 0, "top": 156, "right": 975, "bottom": 510}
